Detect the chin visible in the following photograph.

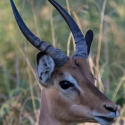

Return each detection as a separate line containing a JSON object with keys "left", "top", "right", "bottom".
{"left": 95, "top": 117, "right": 115, "bottom": 125}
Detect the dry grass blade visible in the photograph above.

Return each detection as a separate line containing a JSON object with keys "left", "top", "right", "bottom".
{"left": 113, "top": 75, "right": 125, "bottom": 101}
{"left": 115, "top": 105, "right": 125, "bottom": 125}
{"left": 27, "top": 67, "right": 37, "bottom": 121}
{"left": 96, "top": 0, "right": 107, "bottom": 91}
{"left": 66, "top": 0, "right": 75, "bottom": 54}
{"left": 30, "top": 0, "right": 40, "bottom": 37}
{"left": 50, "top": 5, "right": 56, "bottom": 47}
{"left": 67, "top": 32, "right": 72, "bottom": 56}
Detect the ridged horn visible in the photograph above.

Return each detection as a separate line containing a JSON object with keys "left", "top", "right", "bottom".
{"left": 48, "top": 0, "right": 88, "bottom": 59}
{"left": 10, "top": 0, "right": 69, "bottom": 67}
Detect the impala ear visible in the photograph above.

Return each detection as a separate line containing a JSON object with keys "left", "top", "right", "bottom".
{"left": 85, "top": 30, "right": 94, "bottom": 55}
{"left": 36, "top": 52, "right": 55, "bottom": 87}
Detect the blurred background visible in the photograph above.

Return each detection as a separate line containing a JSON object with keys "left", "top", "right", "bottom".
{"left": 0, "top": 0, "right": 125, "bottom": 125}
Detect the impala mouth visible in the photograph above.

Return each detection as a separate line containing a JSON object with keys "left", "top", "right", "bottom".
{"left": 93, "top": 110, "right": 119, "bottom": 125}
{"left": 95, "top": 116, "right": 115, "bottom": 125}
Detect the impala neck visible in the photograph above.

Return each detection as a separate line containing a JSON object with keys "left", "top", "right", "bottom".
{"left": 39, "top": 88, "right": 69, "bottom": 125}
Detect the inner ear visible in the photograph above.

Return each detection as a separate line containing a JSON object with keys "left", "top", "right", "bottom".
{"left": 36, "top": 52, "right": 55, "bottom": 87}
{"left": 37, "top": 52, "right": 48, "bottom": 65}
{"left": 85, "top": 30, "right": 94, "bottom": 55}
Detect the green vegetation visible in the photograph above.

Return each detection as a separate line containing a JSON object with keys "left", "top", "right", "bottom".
{"left": 0, "top": 0, "right": 125, "bottom": 124}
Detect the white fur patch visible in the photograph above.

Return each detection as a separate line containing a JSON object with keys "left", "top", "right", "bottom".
{"left": 37, "top": 55, "right": 55, "bottom": 83}
{"left": 59, "top": 73, "right": 82, "bottom": 91}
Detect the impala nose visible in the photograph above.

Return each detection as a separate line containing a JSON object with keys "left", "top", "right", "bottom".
{"left": 104, "top": 105, "right": 117, "bottom": 112}
{"left": 104, "top": 104, "right": 119, "bottom": 117}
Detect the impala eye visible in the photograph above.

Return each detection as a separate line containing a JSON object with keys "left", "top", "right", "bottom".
{"left": 94, "top": 77, "right": 97, "bottom": 80}
{"left": 59, "top": 80, "right": 74, "bottom": 90}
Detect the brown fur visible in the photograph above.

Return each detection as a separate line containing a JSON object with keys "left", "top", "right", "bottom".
{"left": 39, "top": 57, "right": 117, "bottom": 125}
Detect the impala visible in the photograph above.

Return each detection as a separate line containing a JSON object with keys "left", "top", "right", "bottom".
{"left": 10, "top": 0, "right": 119, "bottom": 125}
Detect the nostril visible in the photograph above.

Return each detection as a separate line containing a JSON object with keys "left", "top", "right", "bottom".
{"left": 104, "top": 105, "right": 117, "bottom": 112}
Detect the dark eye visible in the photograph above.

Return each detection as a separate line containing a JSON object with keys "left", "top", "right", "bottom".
{"left": 94, "top": 77, "right": 97, "bottom": 80}
{"left": 59, "top": 80, "right": 74, "bottom": 90}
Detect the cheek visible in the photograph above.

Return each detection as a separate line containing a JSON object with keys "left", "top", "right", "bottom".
{"left": 57, "top": 90, "right": 82, "bottom": 108}
{"left": 69, "top": 104, "right": 93, "bottom": 119}
{"left": 50, "top": 92, "right": 71, "bottom": 120}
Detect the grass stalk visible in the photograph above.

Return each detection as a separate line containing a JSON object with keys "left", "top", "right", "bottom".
{"left": 67, "top": 33, "right": 72, "bottom": 56}
{"left": 113, "top": 75, "right": 125, "bottom": 101}
{"left": 66, "top": 0, "right": 76, "bottom": 54}
{"left": 50, "top": 5, "right": 56, "bottom": 47}
{"left": 27, "top": 67, "right": 37, "bottom": 121}
{"left": 30, "top": 0, "right": 40, "bottom": 37}
{"left": 96, "top": 0, "right": 107, "bottom": 91}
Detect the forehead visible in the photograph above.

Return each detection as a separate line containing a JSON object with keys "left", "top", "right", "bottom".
{"left": 55, "top": 58, "right": 94, "bottom": 84}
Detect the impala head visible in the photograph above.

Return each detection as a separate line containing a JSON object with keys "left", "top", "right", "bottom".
{"left": 10, "top": 0, "right": 119, "bottom": 124}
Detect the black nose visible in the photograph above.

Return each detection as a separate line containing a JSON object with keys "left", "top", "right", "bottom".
{"left": 104, "top": 105, "right": 117, "bottom": 112}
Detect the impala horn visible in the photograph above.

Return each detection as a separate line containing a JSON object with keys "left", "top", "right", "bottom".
{"left": 48, "top": 0, "right": 88, "bottom": 59}
{"left": 10, "top": 0, "right": 68, "bottom": 68}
